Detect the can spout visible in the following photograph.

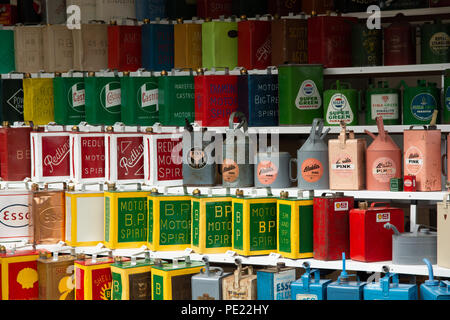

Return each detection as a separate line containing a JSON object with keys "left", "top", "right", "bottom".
{"left": 384, "top": 223, "right": 400, "bottom": 236}
{"left": 423, "top": 258, "right": 439, "bottom": 286}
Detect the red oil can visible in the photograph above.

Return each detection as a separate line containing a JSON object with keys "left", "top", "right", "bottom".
{"left": 383, "top": 13, "right": 416, "bottom": 66}
{"left": 403, "top": 175, "right": 417, "bottom": 192}
{"left": 350, "top": 202, "right": 404, "bottom": 262}
{"left": 308, "top": 15, "right": 357, "bottom": 68}
{"left": 238, "top": 18, "right": 272, "bottom": 70}
{"left": 313, "top": 193, "right": 354, "bottom": 261}
{"left": 0, "top": 123, "right": 32, "bottom": 181}
{"left": 108, "top": 22, "right": 142, "bottom": 72}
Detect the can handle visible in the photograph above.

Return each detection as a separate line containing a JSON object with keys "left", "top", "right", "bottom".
{"left": 200, "top": 266, "right": 224, "bottom": 277}
{"left": 370, "top": 202, "right": 391, "bottom": 208}
{"left": 381, "top": 273, "right": 399, "bottom": 296}
{"left": 289, "top": 158, "right": 298, "bottom": 182}
{"left": 376, "top": 116, "right": 386, "bottom": 141}
{"left": 383, "top": 223, "right": 401, "bottom": 236}
{"left": 331, "top": 80, "right": 352, "bottom": 90}
{"left": 338, "top": 122, "right": 348, "bottom": 147}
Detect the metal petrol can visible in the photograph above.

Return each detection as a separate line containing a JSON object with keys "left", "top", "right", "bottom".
{"left": 202, "top": 20, "right": 238, "bottom": 70}
{"left": 23, "top": 74, "right": 54, "bottom": 126}
{"left": 194, "top": 70, "right": 238, "bottom": 127}
{"left": 232, "top": 190, "right": 277, "bottom": 256}
{"left": 104, "top": 185, "right": 148, "bottom": 250}
{"left": 142, "top": 20, "right": 174, "bottom": 72}
{"left": 147, "top": 189, "right": 191, "bottom": 252}
{"left": 111, "top": 252, "right": 155, "bottom": 300}
{"left": 421, "top": 19, "right": 450, "bottom": 64}
{"left": 104, "top": 128, "right": 145, "bottom": 184}
{"left": 313, "top": 193, "right": 354, "bottom": 261}
{"left": 420, "top": 258, "right": 450, "bottom": 300}
{"left": 53, "top": 73, "right": 86, "bottom": 126}
{"left": 271, "top": 15, "right": 308, "bottom": 66}
{"left": 365, "top": 117, "right": 402, "bottom": 191}
{"left": 29, "top": 183, "right": 66, "bottom": 245}
{"left": 403, "top": 113, "right": 442, "bottom": 191}
{"left": 69, "top": 127, "right": 105, "bottom": 184}
{"left": 0, "top": 186, "right": 31, "bottom": 243}
{"left": 308, "top": 15, "right": 357, "bottom": 68}
{"left": 151, "top": 257, "right": 205, "bottom": 300}
{"left": 365, "top": 81, "right": 401, "bottom": 125}
{"left": 254, "top": 147, "right": 291, "bottom": 189}
{"left": 30, "top": 128, "right": 71, "bottom": 183}
{"left": 291, "top": 262, "right": 332, "bottom": 300}
{"left": 384, "top": 14, "right": 416, "bottom": 66}
{"left": 351, "top": 22, "right": 382, "bottom": 67}
{"left": 291, "top": 118, "right": 330, "bottom": 190}
{"left": 349, "top": 202, "right": 404, "bottom": 262}
{"left": 327, "top": 253, "right": 366, "bottom": 300}
{"left": 277, "top": 191, "right": 314, "bottom": 259}
{"left": 191, "top": 189, "right": 232, "bottom": 254}
{"left": 0, "top": 29, "right": 15, "bottom": 74}
{"left": 174, "top": 20, "right": 202, "bottom": 70}
{"left": 328, "top": 123, "right": 367, "bottom": 190}
{"left": 222, "top": 258, "right": 257, "bottom": 300}
{"left": 237, "top": 69, "right": 278, "bottom": 127}
{"left": 384, "top": 223, "right": 437, "bottom": 265}
{"left": 191, "top": 256, "right": 231, "bottom": 300}
{"left": 0, "top": 74, "right": 24, "bottom": 123}
{"left": 136, "top": 0, "right": 166, "bottom": 21}
{"left": 402, "top": 80, "right": 440, "bottom": 125}
{"left": 300, "top": 0, "right": 334, "bottom": 14}
{"left": 0, "top": 4, "right": 17, "bottom": 26}
{"left": 364, "top": 272, "right": 418, "bottom": 300}
{"left": 0, "top": 123, "right": 31, "bottom": 182}
{"left": 238, "top": 17, "right": 272, "bottom": 70}
{"left": 182, "top": 124, "right": 217, "bottom": 186}
{"left": 267, "top": 0, "right": 301, "bottom": 16}
{"left": 120, "top": 71, "right": 159, "bottom": 126}
{"left": 72, "top": 23, "right": 109, "bottom": 72}
{"left": 84, "top": 71, "right": 122, "bottom": 126}
{"left": 158, "top": 70, "right": 195, "bottom": 126}
{"left": 37, "top": 248, "right": 76, "bottom": 300}
{"left": 232, "top": 0, "right": 267, "bottom": 17}
{"left": 437, "top": 194, "right": 450, "bottom": 268}
{"left": 65, "top": 185, "right": 105, "bottom": 247}
{"left": 223, "top": 112, "right": 254, "bottom": 188}
{"left": 278, "top": 64, "right": 323, "bottom": 126}
{"left": 13, "top": 25, "right": 44, "bottom": 73}
{"left": 42, "top": 0, "right": 68, "bottom": 23}
{"left": 42, "top": 24, "right": 74, "bottom": 73}
{"left": 257, "top": 262, "right": 296, "bottom": 300}
{"left": 0, "top": 246, "right": 39, "bottom": 300}
{"left": 324, "top": 80, "right": 359, "bottom": 126}
{"left": 74, "top": 251, "right": 116, "bottom": 300}
{"left": 197, "top": 0, "right": 232, "bottom": 19}
{"left": 95, "top": 0, "right": 136, "bottom": 22}
{"left": 108, "top": 22, "right": 142, "bottom": 72}
{"left": 165, "top": 0, "right": 198, "bottom": 20}
{"left": 143, "top": 130, "right": 183, "bottom": 186}
{"left": 403, "top": 175, "right": 417, "bottom": 192}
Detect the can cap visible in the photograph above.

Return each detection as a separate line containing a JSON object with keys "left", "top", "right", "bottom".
{"left": 205, "top": 17, "right": 212, "bottom": 22}
{"left": 151, "top": 188, "right": 159, "bottom": 194}
{"left": 110, "top": 20, "right": 117, "bottom": 25}
{"left": 107, "top": 183, "right": 116, "bottom": 191}
{"left": 31, "top": 183, "right": 39, "bottom": 192}
{"left": 161, "top": 70, "right": 168, "bottom": 76}
{"left": 88, "top": 71, "right": 95, "bottom": 77}
{"left": 280, "top": 191, "right": 289, "bottom": 199}
{"left": 2, "top": 121, "right": 9, "bottom": 127}
{"left": 236, "top": 189, "right": 244, "bottom": 197}
{"left": 76, "top": 253, "right": 86, "bottom": 261}
{"left": 358, "top": 201, "right": 368, "bottom": 210}
{"left": 0, "top": 246, "right": 6, "bottom": 254}
{"left": 67, "top": 185, "right": 75, "bottom": 192}
{"left": 123, "top": 71, "right": 130, "bottom": 77}
{"left": 145, "top": 127, "right": 154, "bottom": 133}
{"left": 72, "top": 125, "right": 79, "bottom": 132}
{"left": 193, "top": 189, "right": 201, "bottom": 196}
{"left": 106, "top": 126, "right": 114, "bottom": 133}
{"left": 144, "top": 18, "right": 150, "bottom": 24}
{"left": 240, "top": 68, "right": 248, "bottom": 75}
{"left": 177, "top": 18, "right": 183, "bottom": 24}
{"left": 55, "top": 72, "right": 62, "bottom": 77}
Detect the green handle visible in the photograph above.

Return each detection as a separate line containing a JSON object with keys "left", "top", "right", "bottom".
{"left": 331, "top": 80, "right": 353, "bottom": 90}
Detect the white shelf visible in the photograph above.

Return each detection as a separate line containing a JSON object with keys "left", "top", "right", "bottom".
{"left": 323, "top": 63, "right": 450, "bottom": 76}
{"left": 340, "top": 6, "right": 450, "bottom": 20}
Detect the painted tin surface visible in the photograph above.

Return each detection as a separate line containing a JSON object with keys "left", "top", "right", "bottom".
{"left": 0, "top": 76, "right": 24, "bottom": 123}
{"left": 232, "top": 195, "right": 278, "bottom": 256}
{"left": 364, "top": 273, "right": 418, "bottom": 300}
{"left": 136, "top": 0, "right": 166, "bottom": 20}
{"left": 95, "top": 0, "right": 136, "bottom": 22}
{"left": 291, "top": 265, "right": 332, "bottom": 300}
{"left": 147, "top": 193, "right": 192, "bottom": 251}
{"left": 23, "top": 77, "right": 54, "bottom": 126}
{"left": 437, "top": 194, "right": 450, "bottom": 269}
{"left": 403, "top": 80, "right": 440, "bottom": 125}
{"left": 384, "top": 14, "right": 416, "bottom": 66}
{"left": 120, "top": 73, "right": 159, "bottom": 126}
{"left": 421, "top": 20, "right": 450, "bottom": 64}
{"left": 0, "top": 30, "right": 15, "bottom": 73}
{"left": 420, "top": 258, "right": 450, "bottom": 300}
{"left": 0, "top": 125, "right": 31, "bottom": 182}
{"left": 74, "top": 256, "right": 115, "bottom": 300}
{"left": 53, "top": 74, "right": 86, "bottom": 126}
{"left": 104, "top": 190, "right": 149, "bottom": 249}
{"left": 65, "top": 191, "right": 105, "bottom": 247}
{"left": 254, "top": 150, "right": 291, "bottom": 188}
{"left": 191, "top": 259, "right": 230, "bottom": 300}
{"left": 365, "top": 81, "right": 400, "bottom": 125}
{"left": 108, "top": 24, "right": 142, "bottom": 72}
{"left": 13, "top": 25, "right": 44, "bottom": 73}
{"left": 0, "top": 190, "right": 31, "bottom": 243}
{"left": 174, "top": 22, "right": 202, "bottom": 70}
{"left": 403, "top": 175, "right": 417, "bottom": 192}
{"left": 237, "top": 73, "right": 278, "bottom": 127}
{"left": 72, "top": 23, "right": 109, "bottom": 72}
{"left": 271, "top": 17, "right": 308, "bottom": 66}
{"left": 324, "top": 80, "right": 359, "bottom": 126}
{"left": 278, "top": 64, "right": 323, "bottom": 125}
{"left": 222, "top": 264, "right": 257, "bottom": 300}
{"left": 313, "top": 193, "right": 354, "bottom": 261}
{"left": 197, "top": 0, "right": 232, "bottom": 18}
{"left": 42, "top": 0, "right": 67, "bottom": 24}
{"left": 267, "top": 0, "right": 302, "bottom": 16}
{"left": 37, "top": 253, "right": 76, "bottom": 300}
{"left": 277, "top": 195, "right": 314, "bottom": 259}
{"left": 238, "top": 20, "right": 272, "bottom": 70}
{"left": 142, "top": 22, "right": 174, "bottom": 72}
{"left": 202, "top": 21, "right": 238, "bottom": 70}
{"left": 42, "top": 24, "right": 74, "bottom": 73}
{"left": 111, "top": 258, "right": 154, "bottom": 300}
{"left": 257, "top": 265, "right": 296, "bottom": 300}
{"left": 351, "top": 23, "right": 382, "bottom": 67}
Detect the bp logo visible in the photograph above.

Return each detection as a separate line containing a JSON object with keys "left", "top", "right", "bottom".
{"left": 0, "top": 204, "right": 29, "bottom": 228}
{"left": 67, "top": 82, "right": 85, "bottom": 113}
{"left": 137, "top": 83, "right": 158, "bottom": 113}
{"left": 331, "top": 94, "right": 347, "bottom": 110}
{"left": 100, "top": 82, "right": 121, "bottom": 114}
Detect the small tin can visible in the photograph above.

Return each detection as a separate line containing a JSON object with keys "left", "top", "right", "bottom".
{"left": 0, "top": 186, "right": 31, "bottom": 243}
{"left": 351, "top": 22, "right": 382, "bottom": 67}
{"left": 256, "top": 262, "right": 296, "bottom": 300}
{"left": 13, "top": 25, "right": 44, "bottom": 73}
{"left": 404, "top": 175, "right": 417, "bottom": 192}
{"left": 191, "top": 256, "right": 231, "bottom": 300}
{"left": 390, "top": 178, "right": 404, "bottom": 192}
{"left": 23, "top": 75, "right": 55, "bottom": 126}
{"left": 108, "top": 22, "right": 142, "bottom": 72}
{"left": 291, "top": 262, "right": 332, "bottom": 300}
{"left": 0, "top": 74, "right": 24, "bottom": 124}
{"left": 222, "top": 259, "right": 257, "bottom": 300}
{"left": 238, "top": 18, "right": 272, "bottom": 70}
{"left": 53, "top": 72, "right": 86, "bottom": 126}
{"left": 135, "top": 0, "right": 166, "bottom": 21}
{"left": 174, "top": 20, "right": 202, "bottom": 70}
{"left": 324, "top": 80, "right": 359, "bottom": 126}
{"left": 142, "top": 20, "right": 174, "bottom": 72}
{"left": 72, "top": 23, "right": 109, "bottom": 72}
{"left": 42, "top": 25, "right": 74, "bottom": 73}
{"left": 202, "top": 20, "right": 238, "bottom": 70}
{"left": 0, "top": 29, "right": 15, "bottom": 74}
{"left": 254, "top": 148, "right": 291, "bottom": 189}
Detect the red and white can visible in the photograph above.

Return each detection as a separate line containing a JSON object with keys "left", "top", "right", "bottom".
{"left": 404, "top": 175, "right": 417, "bottom": 192}
{"left": 0, "top": 188, "right": 31, "bottom": 243}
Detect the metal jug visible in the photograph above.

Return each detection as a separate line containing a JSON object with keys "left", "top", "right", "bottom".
{"left": 363, "top": 272, "right": 418, "bottom": 300}
{"left": 254, "top": 146, "right": 291, "bottom": 188}
{"left": 291, "top": 262, "right": 332, "bottom": 300}
{"left": 191, "top": 256, "right": 230, "bottom": 300}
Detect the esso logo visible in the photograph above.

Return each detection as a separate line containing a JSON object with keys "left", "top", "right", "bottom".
{"left": 0, "top": 205, "right": 30, "bottom": 228}
{"left": 39, "top": 208, "right": 64, "bottom": 228}
{"left": 334, "top": 201, "right": 349, "bottom": 212}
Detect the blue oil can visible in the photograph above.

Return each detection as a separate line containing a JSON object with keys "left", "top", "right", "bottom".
{"left": 364, "top": 273, "right": 418, "bottom": 300}
{"left": 420, "top": 258, "right": 450, "bottom": 300}
{"left": 257, "top": 262, "right": 296, "bottom": 300}
{"left": 327, "top": 253, "right": 366, "bottom": 300}
{"left": 290, "top": 262, "right": 332, "bottom": 300}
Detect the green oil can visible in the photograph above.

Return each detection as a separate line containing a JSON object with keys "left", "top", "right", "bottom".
{"left": 420, "top": 19, "right": 450, "bottom": 64}
{"left": 278, "top": 64, "right": 323, "bottom": 126}
{"left": 365, "top": 81, "right": 401, "bottom": 125}
{"left": 351, "top": 22, "right": 382, "bottom": 67}
{"left": 120, "top": 71, "right": 159, "bottom": 126}
{"left": 158, "top": 70, "right": 195, "bottom": 127}
{"left": 53, "top": 72, "right": 86, "bottom": 126}
{"left": 324, "top": 80, "right": 359, "bottom": 126}
{"left": 444, "top": 69, "right": 450, "bottom": 124}
{"left": 402, "top": 80, "right": 440, "bottom": 125}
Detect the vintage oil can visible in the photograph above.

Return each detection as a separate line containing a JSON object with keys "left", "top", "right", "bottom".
{"left": 403, "top": 80, "right": 440, "bottom": 125}
{"left": 257, "top": 262, "right": 296, "bottom": 300}
{"left": 365, "top": 81, "right": 401, "bottom": 125}
{"left": 444, "top": 69, "right": 450, "bottom": 123}
{"left": 151, "top": 257, "right": 205, "bottom": 300}
{"left": 278, "top": 64, "right": 323, "bottom": 126}
{"left": 351, "top": 22, "right": 382, "bottom": 67}
{"left": 202, "top": 20, "right": 238, "bottom": 70}
{"left": 42, "top": 24, "right": 74, "bottom": 73}
{"left": 0, "top": 28, "right": 15, "bottom": 73}
{"left": 364, "top": 273, "right": 418, "bottom": 300}
{"left": 13, "top": 25, "right": 44, "bottom": 73}
{"left": 436, "top": 194, "right": 450, "bottom": 268}
{"left": 23, "top": 74, "right": 54, "bottom": 126}
{"left": 0, "top": 246, "right": 39, "bottom": 300}
{"left": 420, "top": 19, "right": 450, "bottom": 64}
{"left": 142, "top": 20, "right": 174, "bottom": 72}
{"left": 313, "top": 192, "right": 354, "bottom": 261}
{"left": 291, "top": 262, "right": 332, "bottom": 300}
{"left": 384, "top": 14, "right": 416, "bottom": 66}
{"left": 301, "top": 0, "right": 334, "bottom": 14}
{"left": 120, "top": 71, "right": 159, "bottom": 126}
{"left": 174, "top": 20, "right": 202, "bottom": 70}
{"left": 324, "top": 80, "right": 359, "bottom": 126}
{"left": 136, "top": 0, "right": 166, "bottom": 21}
{"left": 267, "top": 0, "right": 301, "bottom": 16}
{"left": 95, "top": 0, "right": 136, "bottom": 22}
{"left": 0, "top": 122, "right": 31, "bottom": 182}
{"left": 420, "top": 258, "right": 450, "bottom": 300}
{"left": 29, "top": 183, "right": 66, "bottom": 245}
{"left": 349, "top": 202, "right": 404, "bottom": 262}
{"left": 158, "top": 70, "right": 195, "bottom": 126}
{"left": 403, "top": 175, "right": 417, "bottom": 192}
{"left": 0, "top": 4, "right": 17, "bottom": 26}
{"left": 254, "top": 147, "right": 291, "bottom": 189}
{"left": 327, "top": 253, "right": 366, "bottom": 300}
{"left": 277, "top": 191, "right": 314, "bottom": 259}
{"left": 65, "top": 185, "right": 105, "bottom": 247}
{"left": 0, "top": 186, "right": 31, "bottom": 243}
{"left": 222, "top": 258, "right": 257, "bottom": 300}
{"left": 197, "top": 0, "right": 232, "bottom": 19}
{"left": 53, "top": 72, "right": 86, "bottom": 126}
{"left": 238, "top": 17, "right": 272, "bottom": 70}
{"left": 191, "top": 189, "right": 232, "bottom": 254}
{"left": 108, "top": 22, "right": 142, "bottom": 72}
{"left": 237, "top": 68, "right": 278, "bottom": 127}
{"left": 72, "top": 23, "right": 109, "bottom": 72}
{"left": 191, "top": 256, "right": 231, "bottom": 300}
{"left": 37, "top": 248, "right": 76, "bottom": 300}
{"left": 0, "top": 74, "right": 24, "bottom": 124}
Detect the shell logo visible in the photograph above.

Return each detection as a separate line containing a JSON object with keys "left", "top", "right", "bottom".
{"left": 100, "top": 282, "right": 112, "bottom": 300}
{"left": 58, "top": 275, "right": 75, "bottom": 300}
{"left": 334, "top": 201, "right": 348, "bottom": 211}
{"left": 17, "top": 268, "right": 38, "bottom": 289}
